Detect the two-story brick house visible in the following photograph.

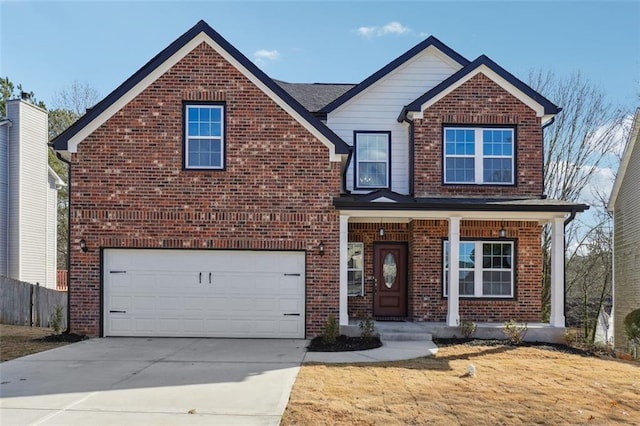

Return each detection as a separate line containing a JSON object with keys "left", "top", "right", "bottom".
{"left": 52, "top": 21, "right": 587, "bottom": 339}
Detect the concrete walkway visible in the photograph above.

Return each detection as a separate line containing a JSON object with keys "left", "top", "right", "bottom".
{"left": 0, "top": 338, "right": 307, "bottom": 426}
{"left": 304, "top": 339, "right": 438, "bottom": 364}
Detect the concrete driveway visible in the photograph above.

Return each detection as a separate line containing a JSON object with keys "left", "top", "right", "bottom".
{"left": 0, "top": 337, "right": 307, "bottom": 425}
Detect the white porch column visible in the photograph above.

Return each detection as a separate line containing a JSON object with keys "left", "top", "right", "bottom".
{"left": 550, "top": 217, "right": 566, "bottom": 327}
{"left": 447, "top": 217, "right": 461, "bottom": 326}
{"left": 339, "top": 214, "right": 349, "bottom": 327}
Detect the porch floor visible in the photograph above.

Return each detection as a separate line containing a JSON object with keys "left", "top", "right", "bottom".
{"left": 342, "top": 320, "right": 566, "bottom": 344}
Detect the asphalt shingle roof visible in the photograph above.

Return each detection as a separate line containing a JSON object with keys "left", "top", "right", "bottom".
{"left": 274, "top": 80, "right": 356, "bottom": 113}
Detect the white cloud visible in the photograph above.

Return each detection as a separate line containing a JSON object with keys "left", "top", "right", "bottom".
{"left": 355, "top": 21, "right": 411, "bottom": 38}
{"left": 381, "top": 21, "right": 410, "bottom": 36}
{"left": 586, "top": 114, "right": 633, "bottom": 157}
{"left": 253, "top": 49, "right": 280, "bottom": 66}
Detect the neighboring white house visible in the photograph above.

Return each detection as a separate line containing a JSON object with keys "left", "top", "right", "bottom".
{"left": 608, "top": 108, "right": 640, "bottom": 351}
{"left": 0, "top": 97, "right": 64, "bottom": 289}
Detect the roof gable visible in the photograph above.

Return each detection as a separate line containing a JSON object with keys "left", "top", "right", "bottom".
{"left": 320, "top": 36, "right": 470, "bottom": 114}
{"left": 400, "top": 55, "right": 560, "bottom": 124}
{"left": 608, "top": 108, "right": 640, "bottom": 210}
{"left": 51, "top": 20, "right": 349, "bottom": 160}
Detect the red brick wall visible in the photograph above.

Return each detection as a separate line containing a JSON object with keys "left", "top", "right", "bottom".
{"left": 413, "top": 73, "right": 544, "bottom": 197}
{"left": 348, "top": 220, "right": 542, "bottom": 323}
{"left": 68, "top": 42, "right": 342, "bottom": 337}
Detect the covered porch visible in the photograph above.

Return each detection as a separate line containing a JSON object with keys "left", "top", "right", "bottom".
{"left": 335, "top": 194, "right": 588, "bottom": 338}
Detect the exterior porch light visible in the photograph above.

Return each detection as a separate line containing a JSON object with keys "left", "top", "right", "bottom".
{"left": 379, "top": 227, "right": 385, "bottom": 237}
{"left": 318, "top": 241, "right": 325, "bottom": 256}
{"left": 498, "top": 225, "right": 507, "bottom": 239}
{"left": 79, "top": 239, "right": 88, "bottom": 252}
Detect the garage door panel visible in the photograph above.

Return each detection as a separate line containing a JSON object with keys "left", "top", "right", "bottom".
{"left": 104, "top": 249, "right": 305, "bottom": 338}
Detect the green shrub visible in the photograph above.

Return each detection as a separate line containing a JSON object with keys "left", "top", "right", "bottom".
{"left": 323, "top": 313, "right": 339, "bottom": 345}
{"left": 624, "top": 309, "right": 640, "bottom": 344}
{"left": 459, "top": 320, "right": 477, "bottom": 338}
{"left": 503, "top": 320, "right": 527, "bottom": 345}
{"left": 50, "top": 305, "right": 64, "bottom": 335}
{"left": 359, "top": 317, "right": 375, "bottom": 341}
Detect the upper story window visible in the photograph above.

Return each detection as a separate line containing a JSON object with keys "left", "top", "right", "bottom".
{"left": 354, "top": 131, "right": 390, "bottom": 189}
{"left": 443, "top": 127, "right": 514, "bottom": 185}
{"left": 443, "top": 240, "right": 514, "bottom": 298}
{"left": 185, "top": 104, "right": 225, "bottom": 170}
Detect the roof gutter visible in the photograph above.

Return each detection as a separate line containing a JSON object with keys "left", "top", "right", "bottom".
{"left": 563, "top": 208, "right": 579, "bottom": 226}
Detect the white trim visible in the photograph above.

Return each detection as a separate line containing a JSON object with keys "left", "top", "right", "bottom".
{"left": 340, "top": 209, "right": 567, "bottom": 222}
{"left": 443, "top": 127, "right": 515, "bottom": 185}
{"left": 47, "top": 166, "right": 66, "bottom": 187}
{"left": 347, "top": 242, "right": 364, "bottom": 296}
{"left": 408, "top": 65, "right": 547, "bottom": 121}
{"left": 550, "top": 217, "right": 565, "bottom": 327}
{"left": 444, "top": 240, "right": 514, "bottom": 298}
{"left": 447, "top": 217, "right": 460, "bottom": 326}
{"left": 608, "top": 108, "right": 640, "bottom": 210}
{"left": 370, "top": 197, "right": 398, "bottom": 203}
{"left": 184, "top": 104, "right": 225, "bottom": 169}
{"left": 339, "top": 215, "right": 350, "bottom": 326}
{"left": 67, "top": 31, "right": 342, "bottom": 162}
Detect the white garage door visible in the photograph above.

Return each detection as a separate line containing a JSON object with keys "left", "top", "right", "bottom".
{"left": 103, "top": 249, "right": 305, "bottom": 338}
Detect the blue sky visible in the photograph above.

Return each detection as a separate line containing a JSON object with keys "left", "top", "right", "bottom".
{"left": 1, "top": 1, "right": 638, "bottom": 110}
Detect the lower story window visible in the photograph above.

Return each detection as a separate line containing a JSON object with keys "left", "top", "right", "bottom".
{"left": 348, "top": 242, "right": 364, "bottom": 296}
{"left": 443, "top": 240, "right": 514, "bottom": 298}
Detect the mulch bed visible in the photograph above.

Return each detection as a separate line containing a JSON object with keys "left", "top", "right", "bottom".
{"left": 39, "top": 332, "right": 89, "bottom": 343}
{"left": 308, "top": 335, "right": 382, "bottom": 352}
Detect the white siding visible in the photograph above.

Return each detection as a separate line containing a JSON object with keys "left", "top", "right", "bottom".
{"left": 6, "top": 100, "right": 52, "bottom": 287}
{"left": 613, "top": 133, "right": 640, "bottom": 350}
{"left": 0, "top": 121, "right": 9, "bottom": 277}
{"left": 327, "top": 47, "right": 462, "bottom": 194}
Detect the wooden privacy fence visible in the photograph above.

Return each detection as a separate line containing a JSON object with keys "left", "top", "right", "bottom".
{"left": 0, "top": 276, "right": 68, "bottom": 329}
{"left": 57, "top": 270, "right": 68, "bottom": 291}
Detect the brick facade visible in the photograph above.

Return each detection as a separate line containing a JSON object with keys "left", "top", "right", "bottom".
{"left": 347, "top": 221, "right": 542, "bottom": 323}
{"left": 68, "top": 42, "right": 342, "bottom": 337}
{"left": 413, "top": 73, "right": 544, "bottom": 198}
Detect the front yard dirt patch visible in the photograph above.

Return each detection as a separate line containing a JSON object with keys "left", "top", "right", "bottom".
{"left": 0, "top": 324, "right": 80, "bottom": 362}
{"left": 283, "top": 343, "right": 639, "bottom": 425}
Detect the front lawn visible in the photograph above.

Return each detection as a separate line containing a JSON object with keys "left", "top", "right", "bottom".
{"left": 283, "top": 342, "right": 639, "bottom": 425}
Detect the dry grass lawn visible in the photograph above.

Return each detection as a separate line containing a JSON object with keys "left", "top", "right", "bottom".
{"left": 0, "top": 324, "right": 70, "bottom": 362}
{"left": 283, "top": 343, "right": 639, "bottom": 425}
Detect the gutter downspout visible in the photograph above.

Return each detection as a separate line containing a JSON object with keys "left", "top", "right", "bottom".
{"left": 401, "top": 112, "right": 415, "bottom": 197}
{"left": 54, "top": 151, "right": 71, "bottom": 333}
{"left": 1, "top": 119, "right": 12, "bottom": 278}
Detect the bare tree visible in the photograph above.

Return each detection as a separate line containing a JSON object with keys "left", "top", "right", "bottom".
{"left": 48, "top": 81, "right": 101, "bottom": 268}
{"left": 51, "top": 80, "right": 100, "bottom": 116}
{"left": 529, "top": 70, "right": 628, "bottom": 332}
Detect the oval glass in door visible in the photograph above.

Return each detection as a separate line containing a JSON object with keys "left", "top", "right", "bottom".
{"left": 383, "top": 253, "right": 397, "bottom": 288}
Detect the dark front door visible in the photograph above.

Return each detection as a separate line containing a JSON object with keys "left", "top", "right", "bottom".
{"left": 373, "top": 243, "right": 407, "bottom": 317}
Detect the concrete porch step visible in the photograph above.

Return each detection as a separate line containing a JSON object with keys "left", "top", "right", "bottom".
{"left": 374, "top": 321, "right": 433, "bottom": 342}
{"left": 378, "top": 331, "right": 433, "bottom": 341}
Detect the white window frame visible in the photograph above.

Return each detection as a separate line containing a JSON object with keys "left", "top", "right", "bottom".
{"left": 443, "top": 127, "right": 514, "bottom": 185}
{"left": 185, "top": 104, "right": 225, "bottom": 170}
{"left": 354, "top": 132, "right": 391, "bottom": 189}
{"left": 347, "top": 242, "right": 364, "bottom": 296}
{"left": 443, "top": 240, "right": 514, "bottom": 298}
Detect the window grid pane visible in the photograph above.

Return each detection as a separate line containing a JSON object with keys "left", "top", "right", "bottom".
{"left": 347, "top": 242, "right": 364, "bottom": 296}
{"left": 186, "top": 105, "right": 224, "bottom": 169}
{"left": 444, "top": 241, "right": 513, "bottom": 298}
{"left": 444, "top": 127, "right": 514, "bottom": 184}
{"left": 356, "top": 133, "right": 389, "bottom": 188}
